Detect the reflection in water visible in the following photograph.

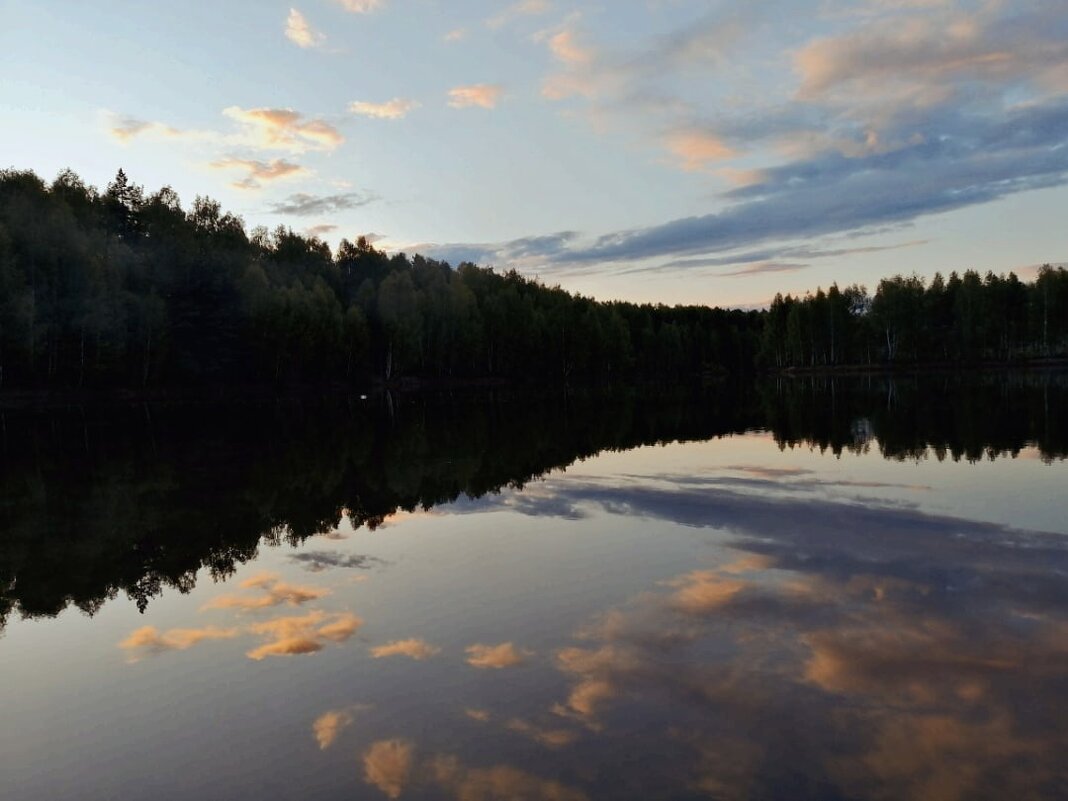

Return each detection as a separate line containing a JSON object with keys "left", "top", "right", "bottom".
{"left": 1, "top": 375, "right": 1067, "bottom": 800}
{"left": 201, "top": 572, "right": 330, "bottom": 611}
{"left": 118, "top": 624, "right": 240, "bottom": 662}
{"left": 360, "top": 740, "right": 590, "bottom": 801}
{"left": 371, "top": 638, "right": 442, "bottom": 661}
{"left": 363, "top": 739, "right": 415, "bottom": 800}
{"left": 465, "top": 642, "right": 532, "bottom": 669}
{"left": 2, "top": 374, "right": 1065, "bottom": 631}
{"left": 313, "top": 705, "right": 368, "bottom": 750}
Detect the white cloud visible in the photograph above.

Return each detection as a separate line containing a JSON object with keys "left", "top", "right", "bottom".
{"left": 448, "top": 84, "right": 504, "bottom": 109}
{"left": 285, "top": 8, "right": 325, "bottom": 48}
{"left": 350, "top": 98, "right": 420, "bottom": 119}
{"left": 335, "top": 0, "right": 385, "bottom": 12}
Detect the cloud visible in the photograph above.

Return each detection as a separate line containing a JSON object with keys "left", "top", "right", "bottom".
{"left": 504, "top": 718, "right": 579, "bottom": 748}
{"left": 465, "top": 708, "right": 492, "bottom": 722}
{"left": 444, "top": 28, "right": 468, "bottom": 43}
{"left": 107, "top": 115, "right": 184, "bottom": 143}
{"left": 794, "top": 3, "right": 1068, "bottom": 102}
{"left": 209, "top": 157, "right": 308, "bottom": 191}
{"left": 318, "top": 613, "right": 363, "bottom": 641}
{"left": 558, "top": 99, "right": 1068, "bottom": 264}
{"left": 370, "top": 638, "right": 442, "bottom": 660}
{"left": 268, "top": 191, "right": 378, "bottom": 216}
{"left": 118, "top": 625, "right": 239, "bottom": 662}
{"left": 430, "top": 756, "right": 588, "bottom": 801}
{"left": 350, "top": 98, "right": 420, "bottom": 119}
{"left": 465, "top": 642, "right": 531, "bottom": 669}
{"left": 335, "top": 0, "right": 385, "bottom": 12}
{"left": 718, "top": 261, "right": 808, "bottom": 277}
{"left": 363, "top": 739, "right": 414, "bottom": 799}
{"left": 285, "top": 8, "right": 325, "bottom": 48}
{"left": 448, "top": 84, "right": 504, "bottom": 109}
{"left": 305, "top": 224, "right": 338, "bottom": 238}
{"left": 662, "top": 128, "right": 735, "bottom": 172}
{"left": 552, "top": 644, "right": 632, "bottom": 722}
{"left": 222, "top": 106, "right": 343, "bottom": 153}
{"left": 201, "top": 572, "right": 329, "bottom": 611}
{"left": 313, "top": 708, "right": 353, "bottom": 749}
{"left": 486, "top": 0, "right": 552, "bottom": 30}
{"left": 666, "top": 570, "right": 746, "bottom": 614}
{"left": 650, "top": 238, "right": 930, "bottom": 275}
{"left": 246, "top": 610, "right": 362, "bottom": 660}
{"left": 498, "top": 1, "right": 1068, "bottom": 273}
{"left": 546, "top": 29, "right": 593, "bottom": 67}
{"left": 265, "top": 193, "right": 375, "bottom": 217}
{"left": 411, "top": 230, "right": 579, "bottom": 269}
{"left": 288, "top": 551, "right": 386, "bottom": 572}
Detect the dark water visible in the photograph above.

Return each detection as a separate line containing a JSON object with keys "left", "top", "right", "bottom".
{"left": 1, "top": 376, "right": 1067, "bottom": 800}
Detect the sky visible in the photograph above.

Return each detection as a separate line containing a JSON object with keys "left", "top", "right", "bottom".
{"left": 1, "top": 0, "right": 1066, "bottom": 307}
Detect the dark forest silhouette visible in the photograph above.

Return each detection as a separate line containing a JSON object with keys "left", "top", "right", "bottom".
{"left": 2, "top": 168, "right": 1066, "bottom": 393}
{"left": 1, "top": 374, "right": 1064, "bottom": 631}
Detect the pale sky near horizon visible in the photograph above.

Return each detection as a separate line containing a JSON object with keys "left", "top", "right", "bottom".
{"left": 2, "top": 0, "right": 1066, "bottom": 307}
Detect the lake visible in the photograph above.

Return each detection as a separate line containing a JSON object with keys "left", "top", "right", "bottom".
{"left": 1, "top": 375, "right": 1066, "bottom": 800}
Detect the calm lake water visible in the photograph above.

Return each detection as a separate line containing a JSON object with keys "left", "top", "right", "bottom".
{"left": 1, "top": 377, "right": 1066, "bottom": 800}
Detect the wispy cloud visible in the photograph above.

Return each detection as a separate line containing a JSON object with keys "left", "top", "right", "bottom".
{"left": 209, "top": 158, "right": 308, "bottom": 190}
{"left": 268, "top": 191, "right": 378, "bottom": 215}
{"left": 350, "top": 98, "right": 420, "bottom": 119}
{"left": 107, "top": 115, "right": 184, "bottom": 143}
{"left": 487, "top": 0, "right": 552, "bottom": 30}
{"left": 448, "top": 84, "right": 504, "bottom": 109}
{"left": 443, "top": 27, "right": 467, "bottom": 43}
{"left": 305, "top": 224, "right": 338, "bottom": 238}
{"left": 662, "top": 128, "right": 735, "bottom": 172}
{"left": 285, "top": 8, "right": 325, "bottom": 48}
{"left": 717, "top": 261, "right": 808, "bottom": 278}
{"left": 223, "top": 106, "right": 344, "bottom": 152}
{"left": 118, "top": 625, "right": 239, "bottom": 663}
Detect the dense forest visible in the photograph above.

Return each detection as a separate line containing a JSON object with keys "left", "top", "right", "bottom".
{"left": 2, "top": 374, "right": 1064, "bottom": 629}
{"left": 0, "top": 167, "right": 1066, "bottom": 391}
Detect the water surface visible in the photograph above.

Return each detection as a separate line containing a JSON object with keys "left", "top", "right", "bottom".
{"left": 1, "top": 377, "right": 1066, "bottom": 800}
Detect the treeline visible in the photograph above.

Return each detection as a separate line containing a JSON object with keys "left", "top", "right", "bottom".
{"left": 0, "top": 168, "right": 758, "bottom": 389}
{"left": 761, "top": 268, "right": 1068, "bottom": 368}
{"left": 1, "top": 168, "right": 1065, "bottom": 390}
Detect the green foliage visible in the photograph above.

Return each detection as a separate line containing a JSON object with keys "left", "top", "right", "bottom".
{"left": 758, "top": 269, "right": 1068, "bottom": 368}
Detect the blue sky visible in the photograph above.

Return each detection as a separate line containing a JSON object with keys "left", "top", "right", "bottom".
{"left": 2, "top": 0, "right": 1066, "bottom": 306}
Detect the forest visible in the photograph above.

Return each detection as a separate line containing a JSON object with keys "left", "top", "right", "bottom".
{"left": 0, "top": 167, "right": 1066, "bottom": 391}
